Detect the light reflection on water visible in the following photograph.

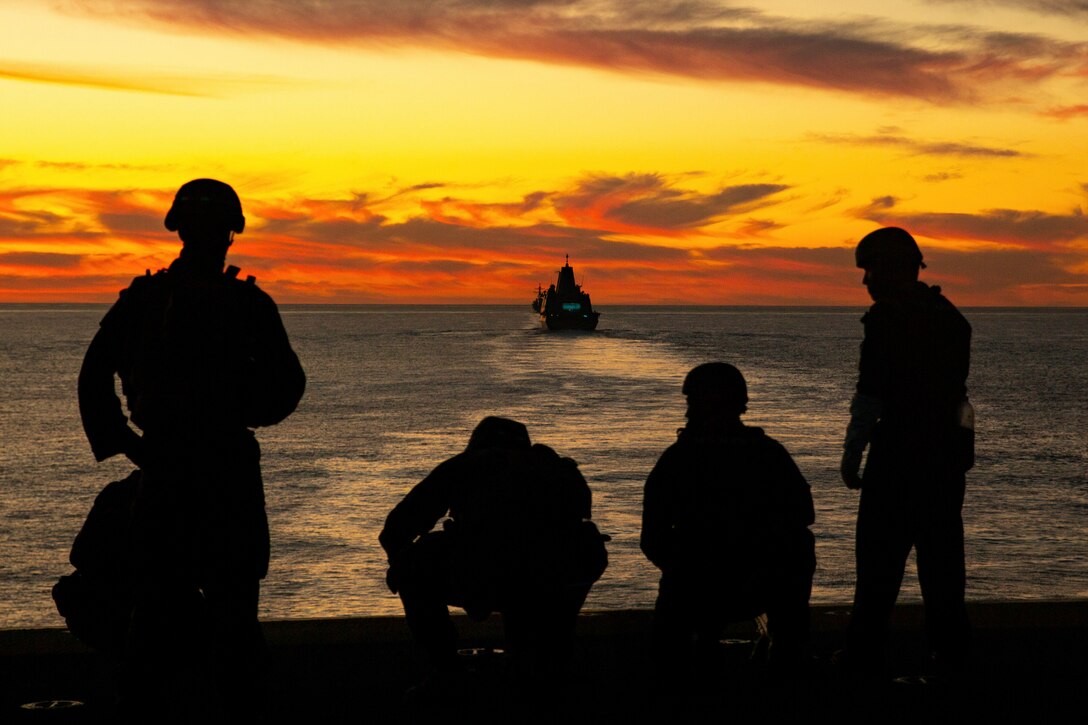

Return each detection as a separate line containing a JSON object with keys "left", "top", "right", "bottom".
{"left": 2, "top": 305, "right": 1086, "bottom": 628}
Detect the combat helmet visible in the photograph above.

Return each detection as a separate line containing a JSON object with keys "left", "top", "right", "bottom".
{"left": 467, "top": 416, "right": 531, "bottom": 452}
{"left": 683, "top": 362, "right": 748, "bottom": 414}
{"left": 164, "top": 179, "right": 245, "bottom": 234}
{"left": 855, "top": 227, "right": 925, "bottom": 269}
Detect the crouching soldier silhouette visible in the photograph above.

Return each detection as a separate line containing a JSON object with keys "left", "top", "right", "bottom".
{"left": 78, "top": 179, "right": 305, "bottom": 720}
{"left": 380, "top": 417, "right": 608, "bottom": 695}
{"left": 641, "top": 363, "right": 815, "bottom": 681}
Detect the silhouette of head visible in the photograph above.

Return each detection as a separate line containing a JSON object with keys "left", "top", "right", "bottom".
{"left": 683, "top": 363, "right": 748, "bottom": 420}
{"left": 467, "top": 417, "right": 531, "bottom": 452}
{"left": 855, "top": 227, "right": 924, "bottom": 300}
{"left": 165, "top": 179, "right": 245, "bottom": 263}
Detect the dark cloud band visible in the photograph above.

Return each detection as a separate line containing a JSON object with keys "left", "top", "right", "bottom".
{"left": 71, "top": 0, "right": 1088, "bottom": 103}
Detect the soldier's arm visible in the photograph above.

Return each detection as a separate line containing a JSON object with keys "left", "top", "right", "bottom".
{"left": 640, "top": 447, "right": 677, "bottom": 570}
{"left": 768, "top": 440, "right": 815, "bottom": 530}
{"left": 378, "top": 458, "right": 456, "bottom": 557}
{"left": 841, "top": 306, "right": 891, "bottom": 488}
{"left": 244, "top": 291, "right": 305, "bottom": 427}
{"left": 841, "top": 392, "right": 882, "bottom": 488}
{"left": 534, "top": 444, "right": 592, "bottom": 520}
{"left": 855, "top": 303, "right": 896, "bottom": 403}
{"left": 565, "top": 458, "right": 592, "bottom": 520}
{"left": 78, "top": 320, "right": 142, "bottom": 465}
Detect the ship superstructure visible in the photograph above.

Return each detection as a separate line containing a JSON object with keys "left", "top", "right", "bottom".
{"left": 532, "top": 255, "right": 600, "bottom": 330}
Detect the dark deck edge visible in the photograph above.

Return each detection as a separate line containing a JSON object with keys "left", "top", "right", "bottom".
{"left": 3, "top": 599, "right": 1086, "bottom": 657}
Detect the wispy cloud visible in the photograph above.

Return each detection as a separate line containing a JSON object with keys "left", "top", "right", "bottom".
{"left": 421, "top": 191, "right": 552, "bottom": 227}
{"left": 1, "top": 59, "right": 208, "bottom": 96}
{"left": 0, "top": 251, "right": 83, "bottom": 268}
{"left": 552, "top": 173, "right": 788, "bottom": 234}
{"left": 1041, "top": 104, "right": 1088, "bottom": 119}
{"left": 924, "top": 247, "right": 1087, "bottom": 298}
{"left": 857, "top": 195, "right": 1088, "bottom": 249}
{"left": 0, "top": 187, "right": 174, "bottom": 241}
{"left": 923, "top": 171, "right": 964, "bottom": 182}
{"left": 34, "top": 160, "right": 170, "bottom": 172}
{"left": 69, "top": 1, "right": 1088, "bottom": 104}
{"left": 926, "top": 1, "right": 1088, "bottom": 18}
{"left": 0, "top": 58, "right": 292, "bottom": 97}
{"left": 811, "top": 132, "right": 1026, "bottom": 158}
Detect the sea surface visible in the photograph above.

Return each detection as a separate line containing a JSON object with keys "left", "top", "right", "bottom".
{"left": 1, "top": 304, "right": 1086, "bottom": 629}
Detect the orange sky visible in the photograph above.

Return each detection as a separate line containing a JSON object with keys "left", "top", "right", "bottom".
{"left": 1, "top": 1, "right": 1086, "bottom": 305}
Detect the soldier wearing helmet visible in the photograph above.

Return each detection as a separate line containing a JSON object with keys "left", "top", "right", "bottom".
{"left": 641, "top": 363, "right": 815, "bottom": 679}
{"left": 379, "top": 416, "right": 608, "bottom": 694}
{"left": 78, "top": 179, "right": 305, "bottom": 718}
{"left": 838, "top": 227, "right": 973, "bottom": 675}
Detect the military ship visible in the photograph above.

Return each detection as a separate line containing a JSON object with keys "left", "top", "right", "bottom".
{"left": 532, "top": 255, "right": 601, "bottom": 330}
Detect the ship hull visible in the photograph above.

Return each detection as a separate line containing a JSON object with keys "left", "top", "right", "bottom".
{"left": 540, "top": 312, "right": 600, "bottom": 331}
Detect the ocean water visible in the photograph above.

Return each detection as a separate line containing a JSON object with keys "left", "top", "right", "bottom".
{"left": 1, "top": 304, "right": 1085, "bottom": 629}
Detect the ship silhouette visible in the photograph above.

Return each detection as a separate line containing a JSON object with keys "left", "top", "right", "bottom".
{"left": 532, "top": 255, "right": 600, "bottom": 330}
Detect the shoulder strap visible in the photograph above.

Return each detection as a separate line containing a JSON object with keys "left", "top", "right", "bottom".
{"left": 224, "top": 264, "right": 257, "bottom": 285}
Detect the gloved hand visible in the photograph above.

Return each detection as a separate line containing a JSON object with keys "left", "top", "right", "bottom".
{"left": 385, "top": 565, "right": 400, "bottom": 595}
{"left": 122, "top": 428, "right": 145, "bottom": 468}
{"left": 840, "top": 449, "right": 863, "bottom": 490}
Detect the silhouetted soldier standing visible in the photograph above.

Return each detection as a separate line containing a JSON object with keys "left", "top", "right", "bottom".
{"left": 79, "top": 179, "right": 305, "bottom": 719}
{"left": 839, "top": 227, "right": 973, "bottom": 674}
{"left": 642, "top": 363, "right": 816, "bottom": 679}
{"left": 380, "top": 417, "right": 607, "bottom": 695}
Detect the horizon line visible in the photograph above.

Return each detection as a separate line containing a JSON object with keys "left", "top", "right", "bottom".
{"left": 2, "top": 302, "right": 1085, "bottom": 311}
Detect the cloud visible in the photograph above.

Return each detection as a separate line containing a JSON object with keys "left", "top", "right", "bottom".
{"left": 856, "top": 196, "right": 1088, "bottom": 249}
{"left": 420, "top": 191, "right": 552, "bottom": 227}
{"left": 700, "top": 237, "right": 1088, "bottom": 305}
{"left": 1, "top": 59, "right": 208, "bottom": 96}
{"left": 925, "top": 246, "right": 1086, "bottom": 296}
{"left": 34, "top": 160, "right": 169, "bottom": 172}
{"left": 923, "top": 171, "right": 964, "bottom": 182}
{"left": 735, "top": 218, "right": 784, "bottom": 237}
{"left": 351, "top": 217, "right": 693, "bottom": 263}
{"left": 0, "top": 187, "right": 177, "bottom": 245}
{"left": 4, "top": 175, "right": 1087, "bottom": 305}
{"left": 1041, "top": 104, "right": 1088, "bottom": 120}
{"left": 69, "top": 0, "right": 1088, "bottom": 104}
{"left": 98, "top": 211, "right": 165, "bottom": 235}
{"left": 372, "top": 182, "right": 448, "bottom": 205}
{"left": 1, "top": 159, "right": 166, "bottom": 173}
{"left": 926, "top": 1, "right": 1088, "bottom": 18}
{"left": 0, "top": 198, "right": 74, "bottom": 237}
{"left": 552, "top": 173, "right": 788, "bottom": 234}
{"left": 811, "top": 132, "right": 1026, "bottom": 158}
{"left": 0, "top": 58, "right": 292, "bottom": 97}
{"left": 0, "top": 252, "right": 83, "bottom": 268}
{"left": 700, "top": 244, "right": 853, "bottom": 279}
{"left": 806, "top": 189, "right": 850, "bottom": 213}
{"left": 0, "top": 216, "right": 47, "bottom": 238}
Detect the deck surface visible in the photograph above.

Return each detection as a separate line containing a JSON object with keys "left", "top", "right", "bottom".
{"left": 3, "top": 601, "right": 1086, "bottom": 722}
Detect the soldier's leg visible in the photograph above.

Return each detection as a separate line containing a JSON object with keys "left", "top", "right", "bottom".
{"left": 765, "top": 530, "right": 816, "bottom": 667}
{"left": 503, "top": 583, "right": 589, "bottom": 679}
{"left": 396, "top": 531, "right": 460, "bottom": 671}
{"left": 201, "top": 576, "right": 266, "bottom": 717}
{"left": 121, "top": 576, "right": 206, "bottom": 722}
{"left": 916, "top": 472, "right": 970, "bottom": 666}
{"left": 844, "top": 486, "right": 913, "bottom": 668}
{"left": 652, "top": 571, "right": 701, "bottom": 682}
{"left": 120, "top": 466, "right": 207, "bottom": 721}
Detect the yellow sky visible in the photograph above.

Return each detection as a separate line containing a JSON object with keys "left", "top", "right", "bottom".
{"left": 1, "top": 1, "right": 1086, "bottom": 304}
